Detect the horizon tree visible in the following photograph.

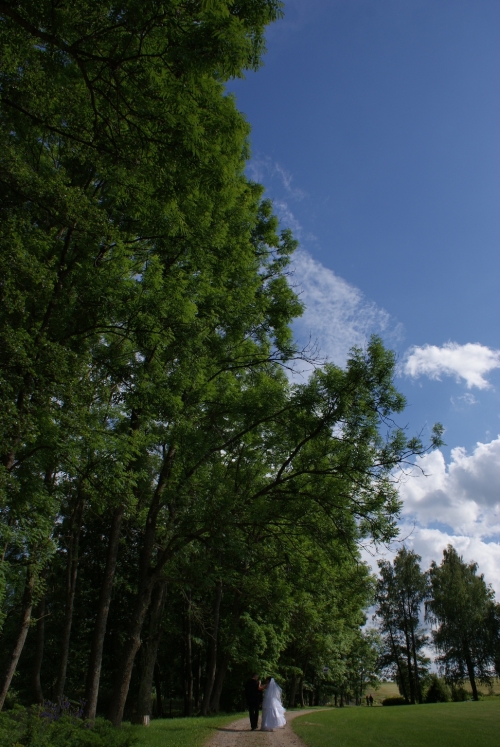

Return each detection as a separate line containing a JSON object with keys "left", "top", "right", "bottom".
{"left": 427, "top": 545, "right": 499, "bottom": 700}
{"left": 375, "top": 547, "right": 430, "bottom": 703}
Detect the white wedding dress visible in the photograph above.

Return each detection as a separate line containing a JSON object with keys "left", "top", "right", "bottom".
{"left": 261, "top": 678, "right": 286, "bottom": 731}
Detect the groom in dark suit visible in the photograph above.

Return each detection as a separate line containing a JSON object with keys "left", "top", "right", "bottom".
{"left": 244, "top": 673, "right": 260, "bottom": 730}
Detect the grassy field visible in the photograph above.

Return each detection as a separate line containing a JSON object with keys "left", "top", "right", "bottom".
{"left": 293, "top": 699, "right": 500, "bottom": 747}
{"left": 123, "top": 713, "right": 245, "bottom": 747}
{"left": 366, "top": 681, "right": 400, "bottom": 704}
{"left": 365, "top": 679, "right": 500, "bottom": 705}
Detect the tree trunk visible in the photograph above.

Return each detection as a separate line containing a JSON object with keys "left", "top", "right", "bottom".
{"left": 136, "top": 581, "right": 167, "bottom": 722}
{"left": 183, "top": 597, "right": 193, "bottom": 717}
{"left": 108, "top": 580, "right": 155, "bottom": 725}
{"left": 388, "top": 626, "right": 408, "bottom": 702}
{"left": 194, "top": 651, "right": 202, "bottom": 711}
{"left": 400, "top": 608, "right": 415, "bottom": 704}
{"left": 404, "top": 634, "right": 415, "bottom": 703}
{"left": 107, "top": 444, "right": 177, "bottom": 727}
{"left": 31, "top": 597, "right": 46, "bottom": 704}
{"left": 0, "top": 565, "right": 35, "bottom": 711}
{"left": 299, "top": 676, "right": 305, "bottom": 707}
{"left": 83, "top": 504, "right": 124, "bottom": 721}
{"left": 208, "top": 591, "right": 241, "bottom": 714}
{"left": 409, "top": 622, "right": 421, "bottom": 703}
{"left": 201, "top": 580, "right": 223, "bottom": 716}
{"left": 55, "top": 497, "right": 84, "bottom": 701}
{"left": 154, "top": 662, "right": 163, "bottom": 718}
{"left": 464, "top": 644, "right": 478, "bottom": 701}
{"left": 289, "top": 672, "right": 297, "bottom": 708}
{"left": 209, "top": 651, "right": 230, "bottom": 713}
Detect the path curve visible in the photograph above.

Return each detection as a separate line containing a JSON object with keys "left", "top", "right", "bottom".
{"left": 206, "top": 709, "right": 321, "bottom": 747}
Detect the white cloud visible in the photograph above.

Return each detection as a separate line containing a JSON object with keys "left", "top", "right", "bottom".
{"left": 292, "top": 250, "right": 402, "bottom": 367}
{"left": 383, "top": 437, "right": 500, "bottom": 593}
{"left": 451, "top": 392, "right": 478, "bottom": 407}
{"left": 247, "top": 157, "right": 500, "bottom": 602}
{"left": 247, "top": 156, "right": 306, "bottom": 201}
{"left": 246, "top": 155, "right": 402, "bottom": 370}
{"left": 400, "top": 438, "right": 500, "bottom": 529}
{"left": 403, "top": 342, "right": 500, "bottom": 389}
{"left": 363, "top": 528, "right": 500, "bottom": 597}
{"left": 399, "top": 527, "right": 500, "bottom": 597}
{"left": 274, "top": 200, "right": 303, "bottom": 237}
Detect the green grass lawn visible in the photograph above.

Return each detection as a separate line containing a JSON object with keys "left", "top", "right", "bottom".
{"left": 123, "top": 713, "right": 245, "bottom": 747}
{"left": 293, "top": 699, "right": 500, "bottom": 747}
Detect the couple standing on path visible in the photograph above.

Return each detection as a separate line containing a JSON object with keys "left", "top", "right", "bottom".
{"left": 244, "top": 674, "right": 286, "bottom": 732}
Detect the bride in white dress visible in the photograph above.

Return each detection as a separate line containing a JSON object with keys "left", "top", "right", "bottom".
{"left": 261, "top": 677, "right": 286, "bottom": 731}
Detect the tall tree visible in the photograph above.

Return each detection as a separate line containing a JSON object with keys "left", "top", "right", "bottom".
{"left": 427, "top": 545, "right": 499, "bottom": 700}
{"left": 1, "top": 1, "right": 445, "bottom": 723}
{"left": 375, "top": 548, "right": 429, "bottom": 703}
{"left": 0, "top": 0, "right": 290, "bottom": 714}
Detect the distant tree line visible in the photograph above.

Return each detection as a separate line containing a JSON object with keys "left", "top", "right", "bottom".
{"left": 375, "top": 545, "right": 500, "bottom": 703}
{"left": 0, "top": 0, "right": 444, "bottom": 727}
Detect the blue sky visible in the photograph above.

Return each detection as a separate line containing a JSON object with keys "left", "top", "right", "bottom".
{"left": 227, "top": 0, "right": 500, "bottom": 588}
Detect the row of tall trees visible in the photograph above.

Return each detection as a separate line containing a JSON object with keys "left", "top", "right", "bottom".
{"left": 0, "top": 0, "right": 441, "bottom": 726}
{"left": 375, "top": 546, "right": 500, "bottom": 702}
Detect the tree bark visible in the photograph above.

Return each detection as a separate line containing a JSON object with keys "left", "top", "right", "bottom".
{"left": 183, "top": 596, "right": 193, "bottom": 717}
{"left": 83, "top": 504, "right": 124, "bottom": 720}
{"left": 154, "top": 662, "right": 163, "bottom": 718}
{"left": 403, "top": 633, "right": 415, "bottom": 703}
{"left": 400, "top": 606, "right": 416, "bottom": 704}
{"left": 298, "top": 675, "right": 305, "bottom": 707}
{"left": 108, "top": 580, "right": 156, "bottom": 725}
{"left": 31, "top": 597, "right": 46, "bottom": 704}
{"left": 55, "top": 496, "right": 84, "bottom": 701}
{"left": 464, "top": 643, "right": 478, "bottom": 700}
{"left": 201, "top": 580, "right": 223, "bottom": 716}
{"left": 388, "top": 625, "right": 408, "bottom": 702}
{"left": 84, "top": 409, "right": 142, "bottom": 721}
{"left": 136, "top": 580, "right": 167, "bottom": 722}
{"left": 0, "top": 565, "right": 35, "bottom": 711}
{"left": 194, "top": 651, "right": 202, "bottom": 711}
{"left": 107, "top": 445, "right": 178, "bottom": 726}
{"left": 409, "top": 619, "right": 421, "bottom": 703}
{"left": 289, "top": 672, "right": 297, "bottom": 708}
{"left": 209, "top": 651, "right": 230, "bottom": 713}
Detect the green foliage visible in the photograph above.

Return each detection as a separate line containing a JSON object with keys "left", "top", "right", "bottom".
{"left": 450, "top": 685, "right": 469, "bottom": 702}
{"left": 382, "top": 696, "right": 408, "bottom": 706}
{"left": 424, "top": 675, "right": 450, "bottom": 703}
{"left": 427, "top": 546, "right": 499, "bottom": 699}
{"left": 375, "top": 548, "right": 430, "bottom": 704}
{"left": 0, "top": 0, "right": 446, "bottom": 724}
{"left": 0, "top": 708, "right": 135, "bottom": 747}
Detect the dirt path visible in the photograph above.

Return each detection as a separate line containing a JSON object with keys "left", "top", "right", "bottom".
{"left": 206, "top": 709, "right": 319, "bottom": 747}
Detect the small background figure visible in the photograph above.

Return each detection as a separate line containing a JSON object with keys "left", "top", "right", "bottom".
{"left": 369, "top": 694, "right": 374, "bottom": 706}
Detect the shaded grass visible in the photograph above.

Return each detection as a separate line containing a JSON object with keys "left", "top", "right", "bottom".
{"left": 123, "top": 713, "right": 244, "bottom": 747}
{"left": 293, "top": 699, "right": 500, "bottom": 747}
